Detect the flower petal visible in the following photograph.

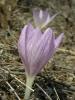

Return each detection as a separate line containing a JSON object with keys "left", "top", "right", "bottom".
{"left": 33, "top": 8, "right": 59, "bottom": 29}
{"left": 27, "top": 28, "right": 42, "bottom": 70}
{"left": 29, "top": 28, "right": 55, "bottom": 75}
{"left": 18, "top": 24, "right": 33, "bottom": 73}
{"left": 27, "top": 27, "right": 42, "bottom": 50}
{"left": 39, "top": 9, "right": 43, "bottom": 19}
{"left": 42, "top": 13, "right": 59, "bottom": 28}
{"left": 25, "top": 23, "right": 34, "bottom": 43}
{"left": 18, "top": 25, "right": 28, "bottom": 64}
{"left": 33, "top": 8, "right": 41, "bottom": 26}
{"left": 33, "top": 8, "right": 48, "bottom": 28}
{"left": 54, "top": 33, "right": 64, "bottom": 49}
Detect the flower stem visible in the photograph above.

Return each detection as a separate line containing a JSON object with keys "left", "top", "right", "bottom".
{"left": 24, "top": 75, "right": 35, "bottom": 100}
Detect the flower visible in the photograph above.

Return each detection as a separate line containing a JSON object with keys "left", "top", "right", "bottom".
{"left": 33, "top": 8, "right": 59, "bottom": 29}
{"left": 18, "top": 8, "right": 64, "bottom": 100}
{"left": 18, "top": 24, "right": 64, "bottom": 76}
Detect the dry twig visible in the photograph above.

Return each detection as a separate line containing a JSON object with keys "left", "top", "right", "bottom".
{"left": 36, "top": 83, "right": 52, "bottom": 100}
{"left": 58, "top": 48, "right": 75, "bottom": 55}
{"left": 6, "top": 81, "right": 21, "bottom": 100}
{"left": 0, "top": 68, "right": 34, "bottom": 92}
{"left": 53, "top": 87, "right": 60, "bottom": 100}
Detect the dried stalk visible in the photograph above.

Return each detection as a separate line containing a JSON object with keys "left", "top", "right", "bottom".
{"left": 6, "top": 81, "right": 21, "bottom": 100}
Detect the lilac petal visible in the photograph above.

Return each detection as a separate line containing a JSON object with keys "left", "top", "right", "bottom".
{"left": 33, "top": 8, "right": 41, "bottom": 26}
{"left": 29, "top": 28, "right": 55, "bottom": 75}
{"left": 39, "top": 9, "right": 43, "bottom": 19}
{"left": 33, "top": 8, "right": 48, "bottom": 28}
{"left": 33, "top": 8, "right": 60, "bottom": 29}
{"left": 18, "top": 24, "right": 34, "bottom": 73}
{"left": 27, "top": 27, "right": 42, "bottom": 50}
{"left": 42, "top": 13, "right": 59, "bottom": 28}
{"left": 54, "top": 33, "right": 64, "bottom": 49}
{"left": 18, "top": 25, "right": 28, "bottom": 65}
{"left": 39, "top": 9, "right": 48, "bottom": 21}
{"left": 27, "top": 28, "right": 42, "bottom": 69}
{"left": 26, "top": 23, "right": 34, "bottom": 42}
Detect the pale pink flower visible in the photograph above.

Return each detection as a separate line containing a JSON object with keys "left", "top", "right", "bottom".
{"left": 33, "top": 8, "right": 58, "bottom": 28}
{"left": 18, "top": 24, "right": 64, "bottom": 76}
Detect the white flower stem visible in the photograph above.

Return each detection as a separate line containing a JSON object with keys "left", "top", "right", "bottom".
{"left": 24, "top": 75, "right": 35, "bottom": 100}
